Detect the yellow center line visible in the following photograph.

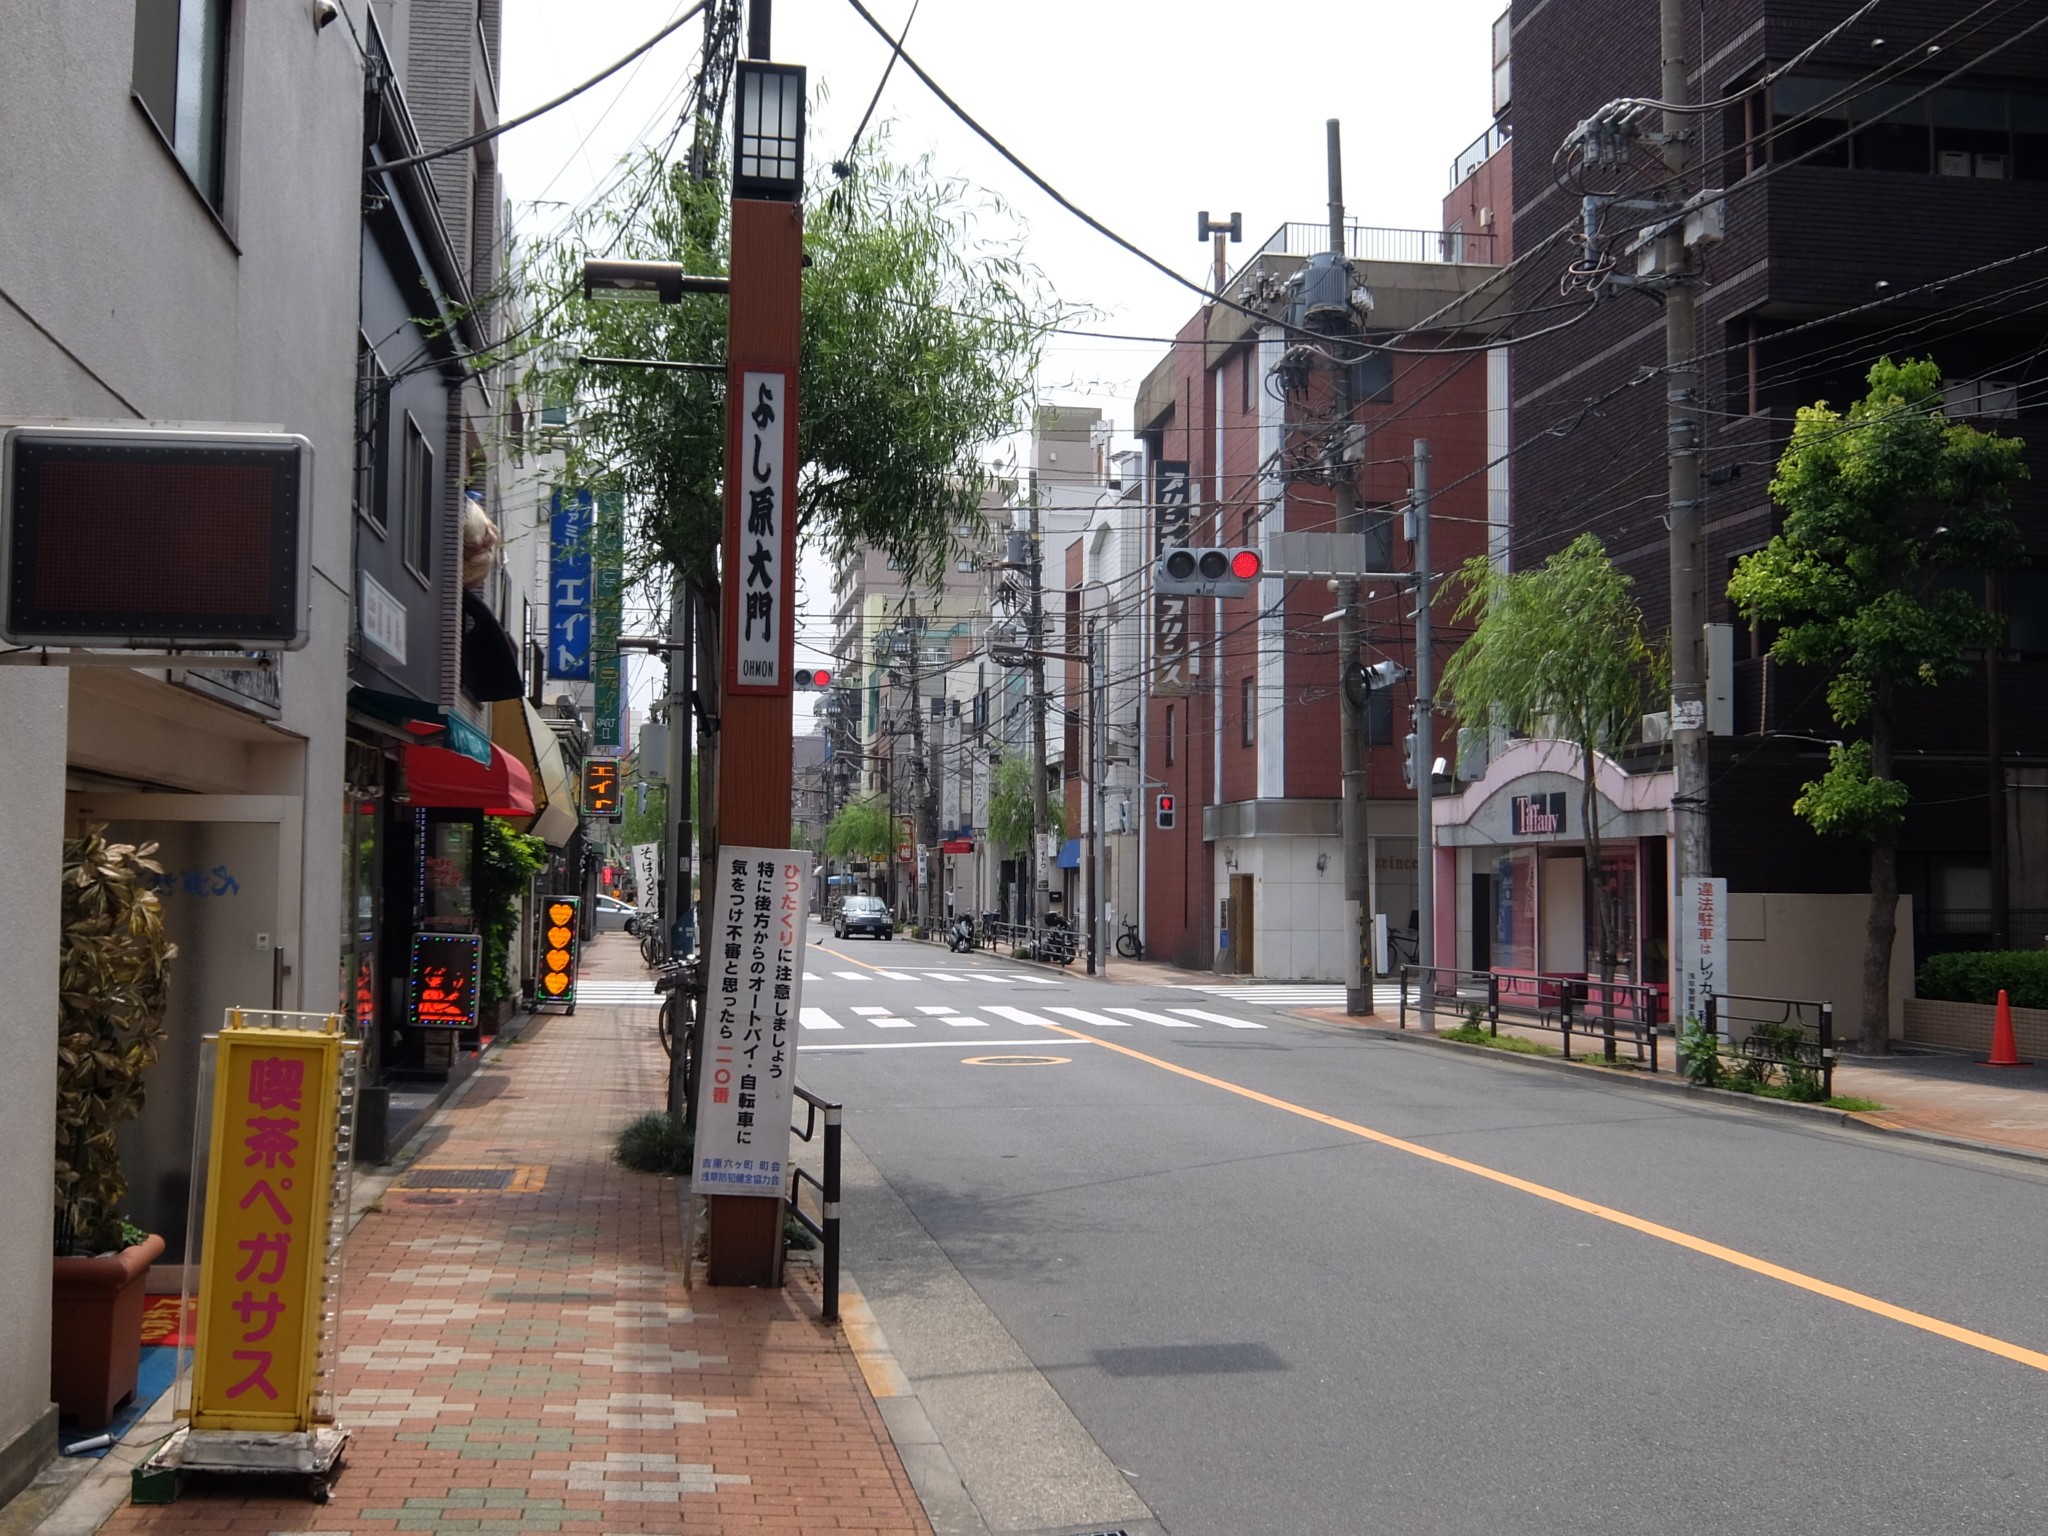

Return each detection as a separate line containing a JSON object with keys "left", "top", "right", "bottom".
{"left": 1037, "top": 1022, "right": 2048, "bottom": 1376}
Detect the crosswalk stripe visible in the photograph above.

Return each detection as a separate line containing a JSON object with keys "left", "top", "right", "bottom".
{"left": 850, "top": 1006, "right": 888, "bottom": 1016}
{"left": 981, "top": 1004, "right": 1062, "bottom": 1029}
{"left": 1044, "top": 1005, "right": 1132, "bottom": 1028}
{"left": 1168, "top": 1007, "right": 1267, "bottom": 1030}
{"left": 873, "top": 1017, "right": 914, "bottom": 1029}
{"left": 1105, "top": 1007, "right": 1199, "bottom": 1028}
{"left": 914, "top": 1005, "right": 955, "bottom": 1014}
{"left": 802, "top": 971, "right": 821, "bottom": 981}
{"left": 921, "top": 972, "right": 960, "bottom": 981}
{"left": 832, "top": 972, "right": 872, "bottom": 982}
{"left": 874, "top": 969, "right": 917, "bottom": 980}
{"left": 997, "top": 972, "right": 1064, "bottom": 986}
{"left": 945, "top": 1015, "right": 990, "bottom": 1027}
{"left": 798, "top": 1007, "right": 842, "bottom": 1031}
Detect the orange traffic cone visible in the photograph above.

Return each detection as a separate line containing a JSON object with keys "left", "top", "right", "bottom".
{"left": 1979, "top": 988, "right": 2032, "bottom": 1069}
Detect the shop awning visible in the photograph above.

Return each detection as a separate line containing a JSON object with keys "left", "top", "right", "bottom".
{"left": 491, "top": 697, "right": 578, "bottom": 847}
{"left": 405, "top": 741, "right": 534, "bottom": 816}
{"left": 461, "top": 591, "right": 526, "bottom": 703}
{"left": 1057, "top": 837, "right": 1081, "bottom": 869}
{"left": 346, "top": 685, "right": 494, "bottom": 764}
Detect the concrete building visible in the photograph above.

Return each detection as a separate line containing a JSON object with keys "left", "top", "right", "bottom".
{"left": 0, "top": 0, "right": 367, "bottom": 1494}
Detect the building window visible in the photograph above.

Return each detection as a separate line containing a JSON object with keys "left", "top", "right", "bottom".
{"left": 1350, "top": 351, "right": 1394, "bottom": 406}
{"left": 356, "top": 337, "right": 391, "bottom": 530}
{"left": 1765, "top": 73, "right": 2048, "bottom": 182}
{"left": 1241, "top": 350, "right": 1254, "bottom": 415}
{"left": 1769, "top": 75, "right": 1850, "bottom": 168}
{"left": 132, "top": 0, "right": 232, "bottom": 212}
{"left": 401, "top": 414, "right": 435, "bottom": 582}
{"left": 1943, "top": 378, "right": 2019, "bottom": 419}
{"left": 1164, "top": 704, "right": 1176, "bottom": 766}
{"left": 1241, "top": 677, "right": 1256, "bottom": 746}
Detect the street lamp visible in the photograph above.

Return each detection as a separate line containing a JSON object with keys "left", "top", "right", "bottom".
{"left": 580, "top": 259, "right": 730, "bottom": 304}
{"left": 733, "top": 62, "right": 807, "bottom": 202}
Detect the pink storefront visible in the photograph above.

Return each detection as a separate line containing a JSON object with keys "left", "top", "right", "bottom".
{"left": 1430, "top": 741, "right": 1675, "bottom": 1020}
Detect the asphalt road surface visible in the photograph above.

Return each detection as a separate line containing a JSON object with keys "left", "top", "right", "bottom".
{"left": 794, "top": 935, "right": 2048, "bottom": 1536}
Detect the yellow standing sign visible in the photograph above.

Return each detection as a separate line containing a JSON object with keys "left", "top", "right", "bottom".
{"left": 189, "top": 1015, "right": 351, "bottom": 1433}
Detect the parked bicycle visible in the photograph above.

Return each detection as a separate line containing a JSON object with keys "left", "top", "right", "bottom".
{"left": 638, "top": 917, "right": 668, "bottom": 968}
{"left": 1114, "top": 915, "right": 1144, "bottom": 960}
{"left": 654, "top": 954, "right": 700, "bottom": 1109}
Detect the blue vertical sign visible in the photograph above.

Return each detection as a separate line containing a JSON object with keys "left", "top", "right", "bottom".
{"left": 549, "top": 488, "right": 594, "bottom": 681}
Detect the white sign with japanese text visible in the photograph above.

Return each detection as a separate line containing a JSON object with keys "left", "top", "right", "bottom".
{"left": 1678, "top": 876, "right": 1727, "bottom": 1033}
{"left": 732, "top": 370, "right": 787, "bottom": 690}
{"left": 630, "top": 843, "right": 660, "bottom": 907}
{"left": 692, "top": 845, "right": 810, "bottom": 1197}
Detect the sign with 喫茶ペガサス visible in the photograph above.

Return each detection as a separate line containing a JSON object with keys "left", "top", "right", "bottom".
{"left": 693, "top": 848, "right": 809, "bottom": 1197}
{"left": 190, "top": 1014, "right": 354, "bottom": 1432}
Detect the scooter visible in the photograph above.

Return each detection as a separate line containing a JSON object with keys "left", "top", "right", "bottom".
{"left": 947, "top": 914, "right": 976, "bottom": 953}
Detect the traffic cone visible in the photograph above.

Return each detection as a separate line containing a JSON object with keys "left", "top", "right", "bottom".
{"left": 1979, "top": 988, "right": 2032, "bottom": 1069}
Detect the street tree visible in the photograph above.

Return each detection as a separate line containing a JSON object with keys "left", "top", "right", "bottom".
{"left": 1440, "top": 533, "right": 1665, "bottom": 985}
{"left": 825, "top": 795, "right": 894, "bottom": 863}
{"left": 1728, "top": 357, "right": 2025, "bottom": 1054}
{"left": 516, "top": 136, "right": 1068, "bottom": 593}
{"left": 986, "top": 756, "right": 1062, "bottom": 857}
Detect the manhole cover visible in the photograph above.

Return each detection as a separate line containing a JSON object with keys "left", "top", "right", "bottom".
{"left": 398, "top": 1165, "right": 547, "bottom": 1192}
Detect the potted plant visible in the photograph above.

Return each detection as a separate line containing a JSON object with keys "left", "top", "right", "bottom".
{"left": 52, "top": 827, "right": 175, "bottom": 1428}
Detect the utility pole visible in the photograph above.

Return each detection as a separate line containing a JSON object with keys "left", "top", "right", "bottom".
{"left": 1660, "top": 0, "right": 1709, "bottom": 914}
{"left": 1026, "top": 493, "right": 1049, "bottom": 927}
{"left": 1087, "top": 621, "right": 1104, "bottom": 976}
{"left": 1326, "top": 119, "right": 1370, "bottom": 1017}
{"left": 665, "top": 579, "right": 696, "bottom": 1123}
{"left": 1410, "top": 441, "right": 1434, "bottom": 1025}
{"left": 903, "top": 597, "right": 938, "bottom": 930}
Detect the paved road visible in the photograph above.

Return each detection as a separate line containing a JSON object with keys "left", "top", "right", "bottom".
{"left": 794, "top": 936, "right": 2048, "bottom": 1536}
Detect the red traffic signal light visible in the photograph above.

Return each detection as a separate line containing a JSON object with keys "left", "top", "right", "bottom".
{"left": 1156, "top": 546, "right": 1263, "bottom": 597}
{"left": 1229, "top": 548, "right": 1262, "bottom": 581}
{"left": 1155, "top": 792, "right": 1177, "bottom": 830}
{"left": 795, "top": 667, "right": 832, "bottom": 690}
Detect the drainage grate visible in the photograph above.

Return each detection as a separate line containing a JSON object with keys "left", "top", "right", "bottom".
{"left": 398, "top": 1165, "right": 547, "bottom": 1192}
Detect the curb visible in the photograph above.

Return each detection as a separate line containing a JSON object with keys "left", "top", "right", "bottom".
{"left": 1324, "top": 1015, "right": 2048, "bottom": 1170}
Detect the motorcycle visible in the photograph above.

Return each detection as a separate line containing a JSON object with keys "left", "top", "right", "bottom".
{"left": 1039, "top": 912, "right": 1077, "bottom": 967}
{"left": 947, "top": 914, "right": 976, "bottom": 953}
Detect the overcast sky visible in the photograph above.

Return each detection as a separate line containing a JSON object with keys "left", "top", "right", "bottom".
{"left": 497, "top": 0, "right": 1508, "bottom": 721}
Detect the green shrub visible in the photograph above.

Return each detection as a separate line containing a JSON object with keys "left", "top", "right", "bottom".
{"left": 1916, "top": 950, "right": 2048, "bottom": 1010}
{"left": 616, "top": 1112, "right": 692, "bottom": 1176}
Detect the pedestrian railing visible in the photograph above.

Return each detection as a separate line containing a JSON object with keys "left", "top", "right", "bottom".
{"left": 1706, "top": 992, "right": 1835, "bottom": 1098}
{"left": 1400, "top": 966, "right": 1665, "bottom": 1071}
{"left": 787, "top": 1083, "right": 841, "bottom": 1324}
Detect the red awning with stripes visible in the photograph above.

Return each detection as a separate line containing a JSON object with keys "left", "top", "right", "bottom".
{"left": 404, "top": 743, "right": 535, "bottom": 816}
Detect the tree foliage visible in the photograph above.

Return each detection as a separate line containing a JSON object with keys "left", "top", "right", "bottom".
{"left": 1728, "top": 356, "right": 2025, "bottom": 1049}
{"left": 515, "top": 135, "right": 1068, "bottom": 591}
{"left": 479, "top": 818, "right": 548, "bottom": 1018}
{"left": 1440, "top": 533, "right": 1665, "bottom": 974}
{"left": 985, "top": 755, "right": 1062, "bottom": 854}
{"left": 826, "top": 794, "right": 895, "bottom": 861}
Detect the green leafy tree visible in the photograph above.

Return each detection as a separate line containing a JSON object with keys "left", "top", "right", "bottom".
{"left": 825, "top": 794, "right": 895, "bottom": 862}
{"left": 1728, "top": 357, "right": 2025, "bottom": 1053}
{"left": 515, "top": 136, "right": 1069, "bottom": 592}
{"left": 479, "top": 819, "right": 548, "bottom": 1017}
{"left": 1440, "top": 533, "right": 1666, "bottom": 981}
{"left": 985, "top": 755, "right": 1063, "bottom": 856}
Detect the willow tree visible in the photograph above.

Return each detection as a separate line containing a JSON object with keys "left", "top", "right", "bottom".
{"left": 514, "top": 134, "right": 1067, "bottom": 592}
{"left": 1728, "top": 357, "right": 2024, "bottom": 1054}
{"left": 1440, "top": 533, "right": 1665, "bottom": 983}
{"left": 825, "top": 795, "right": 894, "bottom": 863}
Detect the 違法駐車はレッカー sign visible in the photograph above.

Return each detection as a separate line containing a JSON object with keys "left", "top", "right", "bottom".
{"left": 693, "top": 846, "right": 810, "bottom": 1196}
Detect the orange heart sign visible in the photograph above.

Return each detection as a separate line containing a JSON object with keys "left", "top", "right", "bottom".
{"left": 547, "top": 951, "right": 572, "bottom": 972}
{"left": 542, "top": 972, "right": 569, "bottom": 995}
{"left": 548, "top": 902, "right": 576, "bottom": 925}
{"left": 547, "top": 926, "right": 573, "bottom": 948}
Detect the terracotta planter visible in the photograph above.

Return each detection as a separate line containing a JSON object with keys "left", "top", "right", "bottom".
{"left": 51, "top": 1232, "right": 165, "bottom": 1429}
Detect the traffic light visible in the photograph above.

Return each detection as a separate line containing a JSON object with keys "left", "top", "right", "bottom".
{"left": 1155, "top": 791, "right": 1177, "bottom": 830}
{"left": 580, "top": 757, "right": 622, "bottom": 819}
{"left": 794, "top": 667, "right": 833, "bottom": 690}
{"left": 1155, "top": 546, "right": 1263, "bottom": 597}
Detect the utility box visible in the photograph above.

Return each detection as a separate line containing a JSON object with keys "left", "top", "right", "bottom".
{"left": 1705, "top": 622, "right": 1735, "bottom": 736}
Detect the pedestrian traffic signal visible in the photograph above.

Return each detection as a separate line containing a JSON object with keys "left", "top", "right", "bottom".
{"left": 1155, "top": 546, "right": 1263, "bottom": 597}
{"left": 1155, "top": 792, "right": 1177, "bottom": 830}
{"left": 580, "top": 758, "right": 622, "bottom": 818}
{"left": 794, "top": 667, "right": 832, "bottom": 690}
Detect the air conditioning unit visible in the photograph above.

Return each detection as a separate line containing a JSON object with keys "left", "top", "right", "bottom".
{"left": 1640, "top": 710, "right": 1672, "bottom": 744}
{"left": 1478, "top": 207, "right": 1495, "bottom": 228}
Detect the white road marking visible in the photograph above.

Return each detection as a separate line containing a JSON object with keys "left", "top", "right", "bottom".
{"left": 875, "top": 969, "right": 917, "bottom": 980}
{"left": 802, "top": 971, "right": 821, "bottom": 981}
{"left": 872, "top": 1016, "right": 914, "bottom": 1029}
{"left": 914, "top": 1005, "right": 957, "bottom": 1014}
{"left": 1105, "top": 1007, "right": 1200, "bottom": 1028}
{"left": 798, "top": 1008, "right": 842, "bottom": 1031}
{"left": 980, "top": 1004, "right": 1062, "bottom": 1029}
{"left": 995, "top": 972, "right": 1065, "bottom": 986}
{"left": 802, "top": 1038, "right": 1094, "bottom": 1051}
{"left": 850, "top": 1005, "right": 889, "bottom": 1015}
{"left": 831, "top": 971, "right": 872, "bottom": 982}
{"left": 1168, "top": 1007, "right": 1268, "bottom": 1030}
{"left": 1044, "top": 1005, "right": 1132, "bottom": 1028}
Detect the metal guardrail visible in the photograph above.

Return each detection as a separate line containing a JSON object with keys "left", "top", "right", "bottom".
{"left": 1243, "top": 220, "right": 1498, "bottom": 269}
{"left": 1400, "top": 966, "right": 1664, "bottom": 1071}
{"left": 1706, "top": 992, "right": 1835, "bottom": 1098}
{"left": 980, "top": 919, "right": 1078, "bottom": 967}
{"left": 787, "top": 1083, "right": 841, "bottom": 1324}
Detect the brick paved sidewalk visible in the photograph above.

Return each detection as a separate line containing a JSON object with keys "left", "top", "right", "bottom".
{"left": 96, "top": 934, "right": 930, "bottom": 1536}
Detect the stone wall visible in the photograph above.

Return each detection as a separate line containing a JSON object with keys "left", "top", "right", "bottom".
{"left": 1903, "top": 997, "right": 2048, "bottom": 1059}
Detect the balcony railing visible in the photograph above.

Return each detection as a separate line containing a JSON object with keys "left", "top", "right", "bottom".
{"left": 1240, "top": 221, "right": 1495, "bottom": 273}
{"left": 1450, "top": 120, "right": 1511, "bottom": 187}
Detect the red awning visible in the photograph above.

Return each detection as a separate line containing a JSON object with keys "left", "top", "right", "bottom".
{"left": 404, "top": 742, "right": 535, "bottom": 816}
